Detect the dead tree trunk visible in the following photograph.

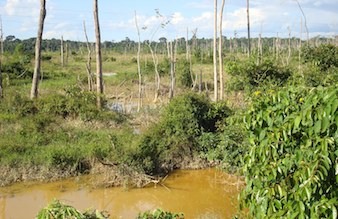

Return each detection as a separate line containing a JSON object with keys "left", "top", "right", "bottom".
{"left": 83, "top": 21, "right": 93, "bottom": 91}
{"left": 299, "top": 17, "right": 302, "bottom": 72}
{"left": 30, "top": 0, "right": 46, "bottom": 99}
{"left": 169, "top": 40, "right": 176, "bottom": 100}
{"left": 147, "top": 43, "right": 160, "bottom": 103}
{"left": 0, "top": 16, "right": 3, "bottom": 55}
{"left": 246, "top": 0, "right": 251, "bottom": 56}
{"left": 186, "top": 27, "right": 189, "bottom": 61}
{"left": 213, "top": 0, "right": 218, "bottom": 101}
{"left": 257, "top": 33, "right": 262, "bottom": 64}
{"left": 135, "top": 11, "right": 142, "bottom": 111}
{"left": 65, "top": 43, "right": 69, "bottom": 66}
{"left": 60, "top": 35, "right": 64, "bottom": 67}
{"left": 93, "top": 0, "right": 103, "bottom": 108}
{"left": 287, "top": 27, "right": 291, "bottom": 65}
{"left": 219, "top": 0, "right": 225, "bottom": 100}
{"left": 0, "top": 16, "right": 3, "bottom": 98}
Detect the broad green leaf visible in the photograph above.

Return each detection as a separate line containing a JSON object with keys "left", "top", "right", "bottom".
{"left": 314, "top": 120, "right": 321, "bottom": 134}
{"left": 333, "top": 206, "right": 337, "bottom": 219}
{"left": 321, "top": 117, "right": 330, "bottom": 133}
{"left": 294, "top": 115, "right": 301, "bottom": 130}
{"left": 331, "top": 99, "right": 338, "bottom": 114}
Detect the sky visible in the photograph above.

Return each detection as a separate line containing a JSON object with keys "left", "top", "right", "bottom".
{"left": 0, "top": 0, "right": 337, "bottom": 42}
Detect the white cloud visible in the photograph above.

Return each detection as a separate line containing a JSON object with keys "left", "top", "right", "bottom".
{"left": 172, "top": 12, "right": 184, "bottom": 25}
{"left": 5, "top": 0, "right": 39, "bottom": 16}
{"left": 186, "top": 0, "right": 213, "bottom": 9}
{"left": 44, "top": 29, "right": 78, "bottom": 40}
{"left": 192, "top": 12, "right": 212, "bottom": 22}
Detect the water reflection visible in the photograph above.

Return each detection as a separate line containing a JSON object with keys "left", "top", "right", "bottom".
{"left": 0, "top": 169, "right": 241, "bottom": 218}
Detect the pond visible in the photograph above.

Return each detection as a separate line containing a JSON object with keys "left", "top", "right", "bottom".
{"left": 0, "top": 168, "right": 242, "bottom": 218}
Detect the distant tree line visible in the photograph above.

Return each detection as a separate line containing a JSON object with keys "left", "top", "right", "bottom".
{"left": 2, "top": 34, "right": 336, "bottom": 57}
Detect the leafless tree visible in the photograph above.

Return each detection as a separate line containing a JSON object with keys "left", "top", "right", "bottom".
{"left": 213, "top": 0, "right": 218, "bottom": 101}
{"left": 295, "top": 0, "right": 309, "bottom": 43}
{"left": 83, "top": 21, "right": 93, "bottom": 91}
{"left": 287, "top": 27, "right": 291, "bottom": 65}
{"left": 0, "top": 16, "right": 3, "bottom": 98}
{"left": 93, "top": 0, "right": 103, "bottom": 108}
{"left": 135, "top": 11, "right": 142, "bottom": 111}
{"left": 60, "top": 36, "right": 64, "bottom": 67}
{"left": 169, "top": 40, "right": 177, "bottom": 100}
{"left": 219, "top": 0, "right": 226, "bottom": 100}
{"left": 30, "top": 0, "right": 46, "bottom": 99}
{"left": 246, "top": 0, "right": 251, "bottom": 56}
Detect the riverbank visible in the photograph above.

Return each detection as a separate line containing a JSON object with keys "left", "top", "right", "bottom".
{"left": 0, "top": 169, "right": 243, "bottom": 219}
{"left": 0, "top": 91, "right": 244, "bottom": 188}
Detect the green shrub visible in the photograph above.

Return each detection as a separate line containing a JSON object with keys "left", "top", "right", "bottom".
{"left": 36, "top": 199, "right": 108, "bottom": 219}
{"left": 226, "top": 59, "right": 292, "bottom": 91}
{"left": 302, "top": 44, "right": 337, "bottom": 71}
{"left": 8, "top": 93, "right": 38, "bottom": 116}
{"left": 134, "top": 93, "right": 231, "bottom": 174}
{"left": 299, "top": 64, "right": 338, "bottom": 87}
{"left": 176, "top": 59, "right": 192, "bottom": 88}
{"left": 241, "top": 86, "right": 338, "bottom": 218}
{"left": 158, "top": 58, "right": 170, "bottom": 76}
{"left": 37, "top": 85, "right": 125, "bottom": 122}
{"left": 137, "top": 209, "right": 184, "bottom": 219}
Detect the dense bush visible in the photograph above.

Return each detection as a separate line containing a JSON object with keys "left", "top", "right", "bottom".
{"left": 37, "top": 199, "right": 108, "bottom": 219}
{"left": 133, "top": 93, "right": 232, "bottom": 174}
{"left": 176, "top": 59, "right": 193, "bottom": 88}
{"left": 158, "top": 58, "right": 170, "bottom": 76}
{"left": 302, "top": 44, "right": 337, "bottom": 71}
{"left": 241, "top": 86, "right": 338, "bottom": 218}
{"left": 137, "top": 209, "right": 184, "bottom": 219}
{"left": 226, "top": 59, "right": 292, "bottom": 91}
{"left": 300, "top": 65, "right": 338, "bottom": 87}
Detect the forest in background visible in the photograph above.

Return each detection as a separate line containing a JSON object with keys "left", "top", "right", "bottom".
{"left": 0, "top": 30, "right": 337, "bottom": 218}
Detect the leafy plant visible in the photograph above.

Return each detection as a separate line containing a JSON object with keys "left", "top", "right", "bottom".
{"left": 241, "top": 86, "right": 338, "bottom": 218}
{"left": 36, "top": 199, "right": 108, "bottom": 219}
{"left": 134, "top": 93, "right": 232, "bottom": 174}
{"left": 176, "top": 59, "right": 192, "bottom": 88}
{"left": 226, "top": 59, "right": 292, "bottom": 91}
{"left": 137, "top": 209, "right": 184, "bottom": 219}
{"left": 302, "top": 44, "right": 338, "bottom": 71}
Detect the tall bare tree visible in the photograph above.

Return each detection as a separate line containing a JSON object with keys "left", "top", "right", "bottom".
{"left": 0, "top": 16, "right": 3, "bottom": 55}
{"left": 246, "top": 0, "right": 251, "bottom": 56}
{"left": 295, "top": 0, "right": 309, "bottom": 43}
{"left": 60, "top": 35, "right": 64, "bottom": 67}
{"left": 169, "top": 39, "right": 177, "bottom": 100}
{"left": 218, "top": 0, "right": 226, "bottom": 100}
{"left": 0, "top": 16, "right": 3, "bottom": 98}
{"left": 30, "top": 0, "right": 46, "bottom": 99}
{"left": 93, "top": 0, "right": 103, "bottom": 108}
{"left": 134, "top": 11, "right": 142, "bottom": 111}
{"left": 213, "top": 0, "right": 218, "bottom": 101}
{"left": 83, "top": 21, "right": 93, "bottom": 91}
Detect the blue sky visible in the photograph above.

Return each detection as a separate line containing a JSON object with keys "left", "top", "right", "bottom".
{"left": 0, "top": 0, "right": 337, "bottom": 42}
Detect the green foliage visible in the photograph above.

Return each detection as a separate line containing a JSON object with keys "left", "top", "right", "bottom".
{"left": 301, "top": 65, "right": 338, "bottom": 87}
{"left": 36, "top": 199, "right": 108, "bottom": 219}
{"left": 158, "top": 58, "right": 170, "bottom": 76}
{"left": 226, "top": 59, "right": 292, "bottom": 91}
{"left": 137, "top": 209, "right": 184, "bottom": 219}
{"left": 134, "top": 93, "right": 232, "bottom": 174}
{"left": 176, "top": 59, "right": 192, "bottom": 88}
{"left": 241, "top": 86, "right": 338, "bottom": 218}
{"left": 198, "top": 113, "right": 249, "bottom": 173}
{"left": 302, "top": 44, "right": 338, "bottom": 71}
{"left": 37, "top": 85, "right": 125, "bottom": 122}
{"left": 7, "top": 92, "right": 38, "bottom": 116}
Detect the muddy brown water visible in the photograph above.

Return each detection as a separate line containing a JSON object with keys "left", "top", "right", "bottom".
{"left": 0, "top": 169, "right": 241, "bottom": 219}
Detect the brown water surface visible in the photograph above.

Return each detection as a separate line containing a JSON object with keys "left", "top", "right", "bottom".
{"left": 0, "top": 168, "right": 241, "bottom": 219}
